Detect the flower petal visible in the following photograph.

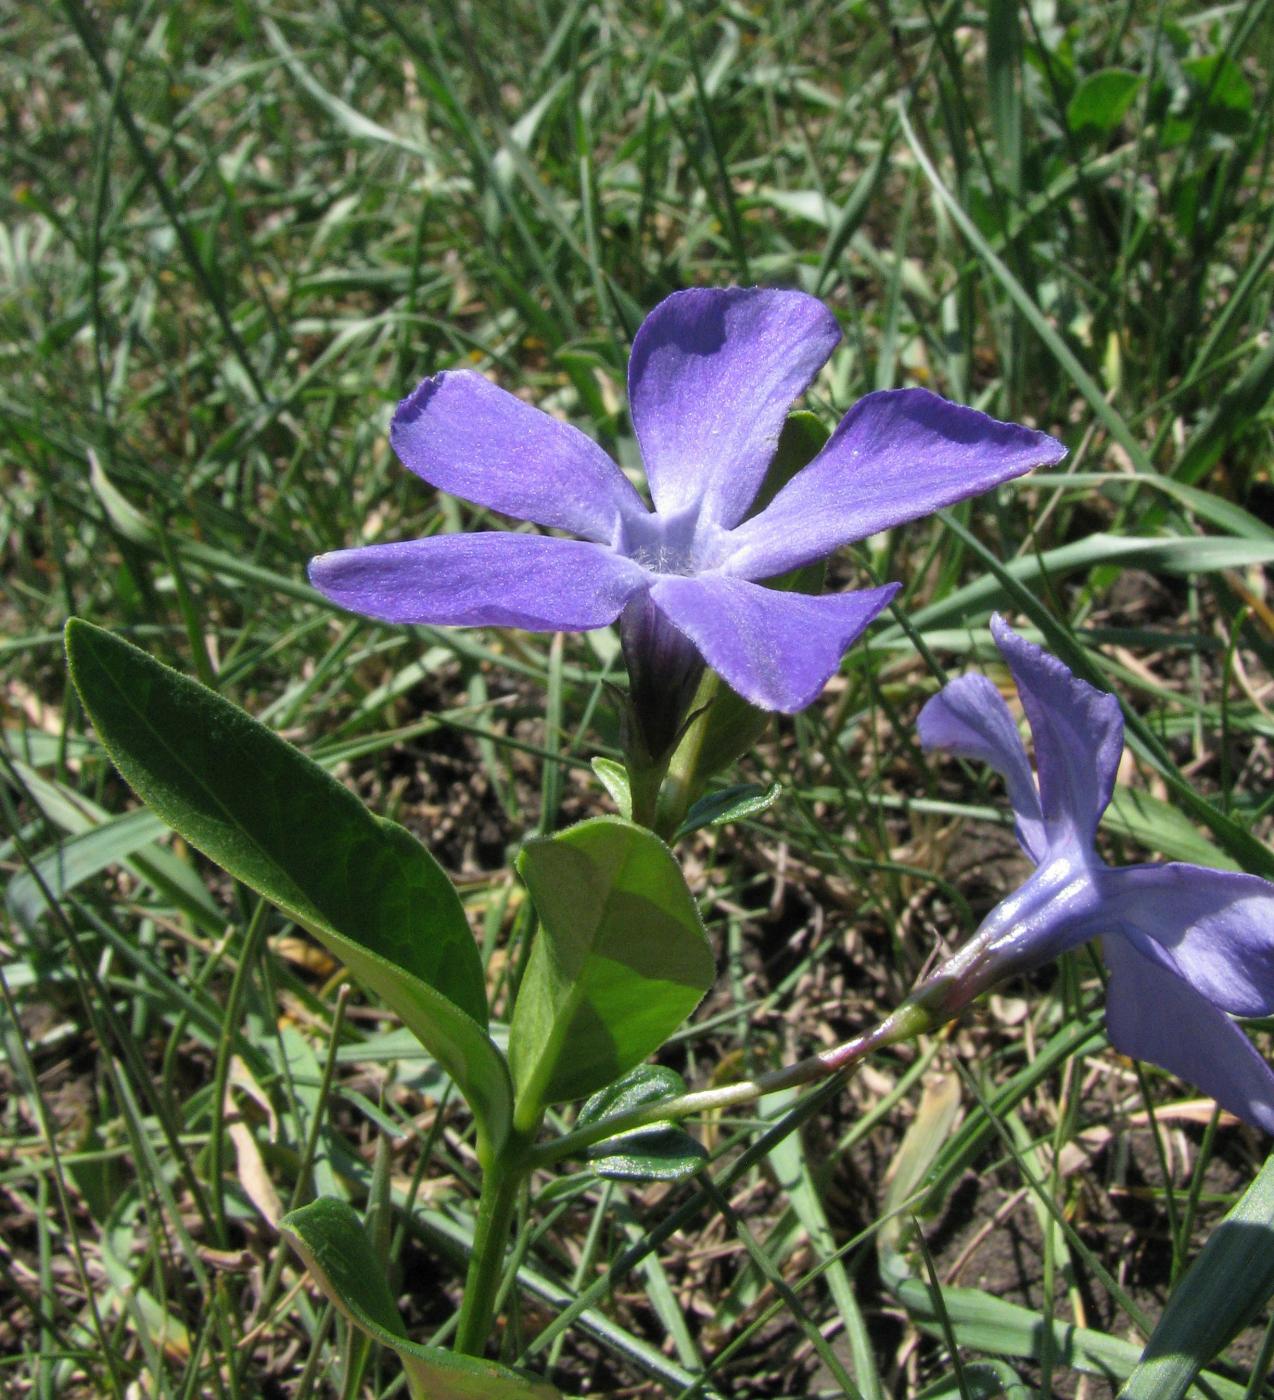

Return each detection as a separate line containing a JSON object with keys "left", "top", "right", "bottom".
{"left": 628, "top": 288, "right": 841, "bottom": 530}
{"left": 918, "top": 672, "right": 1047, "bottom": 862}
{"left": 309, "top": 534, "right": 649, "bottom": 631}
{"left": 1097, "top": 864, "right": 1274, "bottom": 1017}
{"left": 648, "top": 574, "right": 899, "bottom": 712}
{"left": 390, "top": 370, "right": 646, "bottom": 543}
{"left": 1103, "top": 935, "right": 1274, "bottom": 1133}
{"left": 721, "top": 389, "right": 1065, "bottom": 579}
{"left": 990, "top": 617, "right": 1123, "bottom": 850}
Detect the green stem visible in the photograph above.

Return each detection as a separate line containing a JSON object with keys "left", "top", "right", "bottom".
{"left": 453, "top": 1152, "right": 527, "bottom": 1356}
{"left": 626, "top": 749, "right": 671, "bottom": 830}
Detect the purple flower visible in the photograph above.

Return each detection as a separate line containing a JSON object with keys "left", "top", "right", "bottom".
{"left": 310, "top": 288, "right": 1064, "bottom": 726}
{"left": 919, "top": 616, "right": 1274, "bottom": 1131}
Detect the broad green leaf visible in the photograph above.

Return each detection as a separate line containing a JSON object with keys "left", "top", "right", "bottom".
{"left": 674, "top": 781, "right": 781, "bottom": 841}
{"left": 64, "top": 619, "right": 511, "bottom": 1159}
{"left": 508, "top": 818, "right": 715, "bottom": 1123}
{"left": 281, "top": 1198, "right": 567, "bottom": 1400}
{"left": 1120, "top": 1150, "right": 1274, "bottom": 1400}
{"left": 1066, "top": 69, "right": 1143, "bottom": 137}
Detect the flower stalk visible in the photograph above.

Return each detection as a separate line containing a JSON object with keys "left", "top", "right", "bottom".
{"left": 529, "top": 994, "right": 939, "bottom": 1170}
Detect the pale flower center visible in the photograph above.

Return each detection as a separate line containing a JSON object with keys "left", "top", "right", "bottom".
{"left": 616, "top": 506, "right": 732, "bottom": 576}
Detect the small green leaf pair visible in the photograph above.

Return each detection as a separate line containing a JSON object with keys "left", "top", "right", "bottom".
{"left": 578, "top": 1066, "right": 707, "bottom": 1182}
{"left": 591, "top": 755, "right": 781, "bottom": 843}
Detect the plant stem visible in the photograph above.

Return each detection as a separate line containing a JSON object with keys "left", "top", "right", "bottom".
{"left": 529, "top": 997, "right": 939, "bottom": 1169}
{"left": 453, "top": 1152, "right": 527, "bottom": 1356}
{"left": 627, "top": 752, "right": 669, "bottom": 830}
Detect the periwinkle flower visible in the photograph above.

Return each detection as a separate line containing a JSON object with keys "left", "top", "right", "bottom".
{"left": 918, "top": 616, "right": 1274, "bottom": 1130}
{"left": 310, "top": 288, "right": 1064, "bottom": 751}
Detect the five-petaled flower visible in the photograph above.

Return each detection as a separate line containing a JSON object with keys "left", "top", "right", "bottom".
{"left": 310, "top": 287, "right": 1064, "bottom": 740}
{"left": 919, "top": 616, "right": 1274, "bottom": 1131}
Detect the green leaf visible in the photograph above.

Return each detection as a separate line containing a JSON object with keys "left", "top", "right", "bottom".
{"left": 1066, "top": 69, "right": 1144, "bottom": 137}
{"left": 508, "top": 818, "right": 715, "bottom": 1122}
{"left": 577, "top": 1068, "right": 705, "bottom": 1183}
{"left": 577, "top": 1064, "right": 689, "bottom": 1123}
{"left": 281, "top": 1198, "right": 568, "bottom": 1399}
{"left": 586, "top": 1126, "right": 707, "bottom": 1182}
{"left": 1119, "top": 1150, "right": 1274, "bottom": 1400}
{"left": 590, "top": 756, "right": 632, "bottom": 819}
{"left": 674, "top": 781, "right": 781, "bottom": 841}
{"left": 64, "top": 619, "right": 512, "bottom": 1159}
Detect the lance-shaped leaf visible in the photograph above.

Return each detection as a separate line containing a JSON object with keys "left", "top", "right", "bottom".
{"left": 64, "top": 619, "right": 511, "bottom": 1159}
{"left": 508, "top": 818, "right": 714, "bottom": 1124}
{"left": 281, "top": 1198, "right": 568, "bottom": 1399}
